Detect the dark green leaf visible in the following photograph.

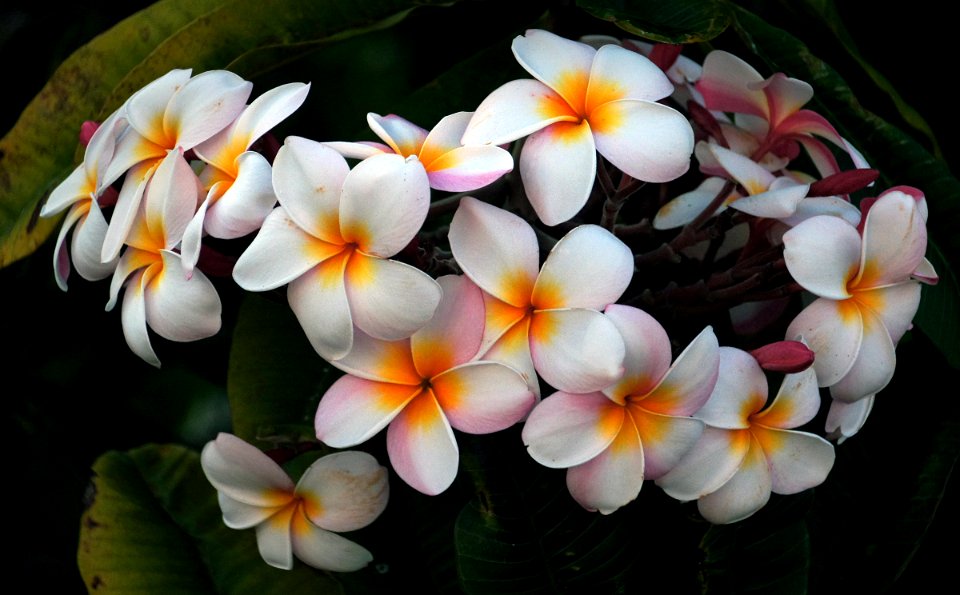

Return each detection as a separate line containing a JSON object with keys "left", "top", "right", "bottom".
{"left": 912, "top": 239, "right": 960, "bottom": 368}
{"left": 576, "top": 0, "right": 732, "bottom": 43}
{"left": 78, "top": 444, "right": 344, "bottom": 593}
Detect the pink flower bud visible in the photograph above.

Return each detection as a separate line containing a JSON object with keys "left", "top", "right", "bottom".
{"left": 79, "top": 120, "right": 100, "bottom": 147}
{"left": 750, "top": 340, "right": 815, "bottom": 373}
{"left": 808, "top": 168, "right": 878, "bottom": 198}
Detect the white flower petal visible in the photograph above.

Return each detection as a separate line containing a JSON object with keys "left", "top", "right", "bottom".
{"left": 295, "top": 451, "right": 389, "bottom": 532}
{"left": 520, "top": 120, "right": 596, "bottom": 226}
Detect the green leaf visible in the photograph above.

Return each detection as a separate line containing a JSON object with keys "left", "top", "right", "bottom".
{"left": 0, "top": 0, "right": 453, "bottom": 270}
{"left": 78, "top": 444, "right": 344, "bottom": 593}
{"left": 575, "top": 0, "right": 732, "bottom": 43}
{"left": 913, "top": 239, "right": 960, "bottom": 368}
{"left": 227, "top": 293, "right": 338, "bottom": 447}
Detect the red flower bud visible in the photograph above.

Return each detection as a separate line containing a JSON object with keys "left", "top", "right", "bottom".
{"left": 750, "top": 340, "right": 815, "bottom": 373}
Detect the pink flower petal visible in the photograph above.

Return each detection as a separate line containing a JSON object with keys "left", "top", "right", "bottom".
{"left": 759, "top": 73, "right": 813, "bottom": 128}
{"left": 315, "top": 376, "right": 420, "bottom": 447}
{"left": 696, "top": 434, "right": 771, "bottom": 524}
{"left": 697, "top": 51, "right": 767, "bottom": 119}
{"left": 387, "top": 391, "right": 459, "bottom": 495}
{"left": 522, "top": 390, "right": 623, "bottom": 468}
{"left": 295, "top": 451, "right": 388, "bottom": 532}
{"left": 752, "top": 426, "right": 834, "bottom": 494}
{"left": 520, "top": 121, "right": 597, "bottom": 225}
{"left": 432, "top": 361, "right": 535, "bottom": 434}
{"left": 368, "top": 113, "right": 428, "bottom": 156}
{"left": 565, "top": 414, "right": 644, "bottom": 514}
{"left": 603, "top": 305, "right": 673, "bottom": 400}
{"left": 783, "top": 214, "right": 861, "bottom": 300}
{"left": 425, "top": 145, "right": 514, "bottom": 192}
{"left": 200, "top": 432, "right": 295, "bottom": 506}
{"left": 411, "top": 275, "right": 484, "bottom": 378}
{"left": 530, "top": 308, "right": 625, "bottom": 393}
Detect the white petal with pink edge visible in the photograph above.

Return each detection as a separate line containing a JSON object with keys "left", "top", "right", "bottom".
{"left": 642, "top": 325, "right": 720, "bottom": 416}
{"left": 432, "top": 361, "right": 535, "bottom": 434}
{"left": 522, "top": 390, "right": 622, "bottom": 468}
{"left": 696, "top": 434, "right": 771, "bottom": 524}
{"left": 424, "top": 145, "right": 514, "bottom": 192}
{"left": 533, "top": 224, "right": 633, "bottom": 310}
{"left": 603, "top": 305, "right": 673, "bottom": 399}
{"left": 566, "top": 416, "right": 644, "bottom": 514}
{"left": 591, "top": 99, "right": 693, "bottom": 184}
{"left": 449, "top": 197, "right": 539, "bottom": 307}
{"left": 752, "top": 426, "right": 834, "bottom": 494}
{"left": 411, "top": 275, "right": 484, "bottom": 378}
{"left": 697, "top": 51, "right": 767, "bottom": 119}
{"left": 344, "top": 253, "right": 442, "bottom": 342}
{"left": 315, "top": 375, "right": 420, "bottom": 447}
{"left": 512, "top": 29, "right": 595, "bottom": 111}
{"left": 339, "top": 153, "right": 429, "bottom": 257}
{"left": 290, "top": 512, "right": 373, "bottom": 571}
{"left": 203, "top": 151, "right": 277, "bottom": 239}
{"left": 856, "top": 190, "right": 926, "bottom": 289}
{"left": 786, "top": 297, "right": 863, "bottom": 387}
{"left": 144, "top": 250, "right": 222, "bottom": 341}
{"left": 693, "top": 347, "right": 766, "bottom": 429}
{"left": 200, "top": 432, "right": 295, "bottom": 505}
{"left": 295, "top": 451, "right": 388, "bottom": 532}
{"left": 461, "top": 79, "right": 576, "bottom": 146}
{"left": 386, "top": 392, "right": 460, "bottom": 495}
{"left": 368, "top": 113, "right": 428, "bottom": 156}
{"left": 530, "top": 308, "right": 625, "bottom": 394}
{"left": 758, "top": 73, "right": 813, "bottom": 127}
{"left": 655, "top": 426, "right": 751, "bottom": 501}
{"left": 288, "top": 255, "right": 355, "bottom": 360}
{"left": 631, "top": 409, "right": 704, "bottom": 480}
{"left": 520, "top": 121, "right": 597, "bottom": 226}
{"left": 165, "top": 70, "right": 252, "bottom": 150}
{"left": 783, "top": 214, "right": 861, "bottom": 299}
{"left": 272, "top": 137, "right": 349, "bottom": 244}
{"left": 828, "top": 306, "right": 896, "bottom": 402}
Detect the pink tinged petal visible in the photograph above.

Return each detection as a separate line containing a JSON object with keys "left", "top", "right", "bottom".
{"left": 912, "top": 258, "right": 938, "bottom": 285}
{"left": 71, "top": 200, "right": 117, "bottom": 282}
{"left": 708, "top": 144, "right": 775, "bottom": 194}
{"left": 144, "top": 251, "right": 222, "bottom": 342}
{"left": 272, "top": 137, "right": 349, "bottom": 244}
{"left": 586, "top": 44, "right": 674, "bottom": 109}
{"left": 460, "top": 79, "right": 576, "bottom": 146}
{"left": 322, "top": 141, "right": 390, "bottom": 160}
{"left": 125, "top": 68, "right": 193, "bottom": 145}
{"left": 233, "top": 207, "right": 342, "bottom": 291}
{"left": 316, "top": 376, "right": 420, "bottom": 447}
{"left": 195, "top": 82, "right": 310, "bottom": 169}
{"left": 217, "top": 492, "right": 283, "bottom": 529}
{"left": 697, "top": 51, "right": 768, "bottom": 119}
{"left": 653, "top": 177, "right": 732, "bottom": 230}
{"left": 295, "top": 451, "right": 389, "bottom": 532}
{"left": 786, "top": 297, "right": 864, "bottom": 387}
{"left": 782, "top": 215, "right": 861, "bottom": 299}
{"left": 165, "top": 70, "right": 252, "bottom": 150}
{"left": 655, "top": 427, "right": 751, "bottom": 501}
{"left": 331, "top": 331, "right": 420, "bottom": 385}
{"left": 432, "top": 361, "right": 535, "bottom": 434}
{"left": 860, "top": 282, "right": 922, "bottom": 344}
{"left": 521, "top": 120, "right": 596, "bottom": 226}
{"left": 829, "top": 306, "right": 896, "bottom": 402}
{"left": 591, "top": 99, "right": 693, "bottom": 184}
{"left": 411, "top": 275, "right": 484, "bottom": 378}
{"left": 533, "top": 224, "right": 633, "bottom": 310}
{"left": 368, "top": 113, "right": 428, "bottom": 156}
{"left": 121, "top": 269, "right": 161, "bottom": 368}
{"left": 795, "top": 136, "right": 841, "bottom": 178}
{"left": 565, "top": 414, "right": 644, "bottom": 514}
{"left": 696, "top": 434, "right": 772, "bottom": 524}
{"left": 759, "top": 73, "right": 813, "bottom": 127}
{"left": 752, "top": 367, "right": 820, "bottom": 429}
{"left": 729, "top": 178, "right": 810, "bottom": 219}
{"left": 752, "top": 426, "right": 835, "bottom": 494}
{"left": 856, "top": 190, "right": 927, "bottom": 289}
{"left": 694, "top": 347, "right": 766, "bottom": 429}
{"left": 512, "top": 29, "right": 595, "bottom": 113}
{"left": 530, "top": 308, "right": 626, "bottom": 394}
{"left": 200, "top": 433, "right": 295, "bottom": 506}
{"left": 643, "top": 326, "right": 721, "bottom": 416}
{"left": 522, "top": 391, "right": 623, "bottom": 468}
{"left": 750, "top": 340, "right": 815, "bottom": 374}
{"left": 603, "top": 305, "right": 673, "bottom": 399}
{"left": 387, "top": 391, "right": 460, "bottom": 495}
{"left": 255, "top": 506, "right": 294, "bottom": 570}
{"left": 339, "top": 153, "right": 430, "bottom": 257}
{"left": 290, "top": 510, "right": 373, "bottom": 571}
{"left": 776, "top": 109, "right": 844, "bottom": 146}
{"left": 631, "top": 409, "right": 704, "bottom": 480}
{"left": 288, "top": 254, "right": 355, "bottom": 360}
{"left": 424, "top": 145, "right": 514, "bottom": 192}
{"left": 40, "top": 165, "right": 89, "bottom": 217}
{"left": 825, "top": 395, "right": 874, "bottom": 443}
{"left": 101, "top": 162, "right": 153, "bottom": 262}
{"left": 449, "top": 197, "right": 539, "bottom": 306}
{"left": 204, "top": 151, "right": 277, "bottom": 239}
{"left": 344, "top": 252, "right": 442, "bottom": 341}
{"left": 53, "top": 205, "right": 85, "bottom": 290}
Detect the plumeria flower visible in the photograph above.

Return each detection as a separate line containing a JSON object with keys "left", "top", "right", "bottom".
{"left": 697, "top": 50, "right": 868, "bottom": 177}
{"left": 105, "top": 149, "right": 222, "bottom": 367}
{"left": 324, "top": 112, "right": 513, "bottom": 192}
{"left": 448, "top": 197, "right": 633, "bottom": 395}
{"left": 315, "top": 275, "right": 535, "bottom": 495}
{"left": 522, "top": 306, "right": 719, "bottom": 514}
{"left": 461, "top": 29, "right": 694, "bottom": 226}
{"left": 201, "top": 433, "right": 388, "bottom": 572}
{"left": 783, "top": 188, "right": 932, "bottom": 402}
{"left": 825, "top": 395, "right": 874, "bottom": 443}
{"left": 40, "top": 108, "right": 126, "bottom": 289}
{"left": 100, "top": 68, "right": 253, "bottom": 262}
{"left": 180, "top": 82, "right": 311, "bottom": 275}
{"left": 232, "top": 138, "right": 441, "bottom": 361}
{"left": 656, "top": 347, "right": 835, "bottom": 524}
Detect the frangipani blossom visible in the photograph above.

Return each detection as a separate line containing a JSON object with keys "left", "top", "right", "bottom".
{"left": 449, "top": 197, "right": 633, "bottom": 394}
{"left": 101, "top": 69, "right": 253, "bottom": 262}
{"left": 104, "top": 149, "right": 222, "bottom": 367}
{"left": 697, "top": 50, "right": 868, "bottom": 177}
{"left": 40, "top": 108, "right": 126, "bottom": 289}
{"left": 325, "top": 112, "right": 513, "bottom": 192}
{"left": 522, "top": 306, "right": 719, "bottom": 514}
{"left": 180, "top": 82, "right": 311, "bottom": 275}
{"left": 315, "top": 275, "right": 535, "bottom": 495}
{"left": 784, "top": 189, "right": 931, "bottom": 402}
{"left": 462, "top": 29, "right": 694, "bottom": 225}
{"left": 201, "top": 433, "right": 388, "bottom": 572}
{"left": 232, "top": 138, "right": 442, "bottom": 361}
{"left": 657, "top": 347, "right": 835, "bottom": 524}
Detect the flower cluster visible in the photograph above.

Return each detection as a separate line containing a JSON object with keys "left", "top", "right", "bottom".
{"left": 44, "top": 28, "right": 937, "bottom": 571}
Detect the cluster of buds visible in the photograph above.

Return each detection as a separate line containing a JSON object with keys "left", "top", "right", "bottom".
{"left": 43, "top": 29, "right": 937, "bottom": 571}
